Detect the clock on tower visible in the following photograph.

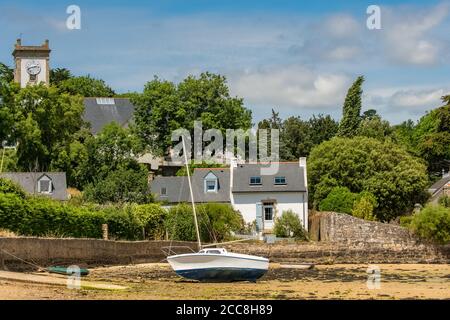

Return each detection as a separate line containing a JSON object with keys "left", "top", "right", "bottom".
{"left": 12, "top": 39, "right": 51, "bottom": 88}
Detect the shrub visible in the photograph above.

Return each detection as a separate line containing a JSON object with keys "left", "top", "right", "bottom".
{"left": 351, "top": 191, "right": 377, "bottom": 221}
{"left": 165, "top": 203, "right": 243, "bottom": 243}
{"left": 131, "top": 203, "right": 167, "bottom": 239}
{"left": 439, "top": 195, "right": 450, "bottom": 208}
{"left": 0, "top": 192, "right": 167, "bottom": 240}
{"left": 319, "top": 187, "right": 357, "bottom": 214}
{"left": 410, "top": 204, "right": 450, "bottom": 244}
{"left": 83, "top": 167, "right": 152, "bottom": 204}
{"left": 274, "top": 210, "right": 308, "bottom": 240}
{"left": 0, "top": 178, "right": 27, "bottom": 199}
{"left": 309, "top": 136, "right": 430, "bottom": 221}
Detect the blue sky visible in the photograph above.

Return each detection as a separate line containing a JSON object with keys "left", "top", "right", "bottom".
{"left": 1, "top": 0, "right": 449, "bottom": 124}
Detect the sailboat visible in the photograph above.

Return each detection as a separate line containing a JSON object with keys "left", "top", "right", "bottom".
{"left": 166, "top": 136, "right": 269, "bottom": 282}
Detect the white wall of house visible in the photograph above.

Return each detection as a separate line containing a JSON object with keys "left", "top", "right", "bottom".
{"left": 232, "top": 192, "right": 308, "bottom": 231}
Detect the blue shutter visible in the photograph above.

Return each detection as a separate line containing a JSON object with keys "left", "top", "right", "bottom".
{"left": 256, "top": 202, "right": 263, "bottom": 232}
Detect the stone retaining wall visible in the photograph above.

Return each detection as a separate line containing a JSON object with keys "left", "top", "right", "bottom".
{"left": 225, "top": 242, "right": 450, "bottom": 264}
{"left": 309, "top": 212, "right": 419, "bottom": 244}
{"left": 0, "top": 238, "right": 196, "bottom": 269}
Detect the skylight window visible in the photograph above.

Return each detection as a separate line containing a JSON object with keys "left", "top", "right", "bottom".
{"left": 96, "top": 98, "right": 115, "bottom": 105}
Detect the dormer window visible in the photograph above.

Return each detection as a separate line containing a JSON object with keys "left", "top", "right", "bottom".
{"left": 38, "top": 175, "right": 53, "bottom": 194}
{"left": 204, "top": 172, "right": 218, "bottom": 193}
{"left": 274, "top": 176, "right": 287, "bottom": 185}
{"left": 249, "top": 176, "right": 262, "bottom": 185}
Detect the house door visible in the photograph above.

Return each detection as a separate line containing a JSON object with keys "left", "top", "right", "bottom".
{"left": 263, "top": 204, "right": 274, "bottom": 230}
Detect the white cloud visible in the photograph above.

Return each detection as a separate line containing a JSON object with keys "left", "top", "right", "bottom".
{"left": 390, "top": 88, "right": 445, "bottom": 108}
{"left": 382, "top": 2, "right": 450, "bottom": 65}
{"left": 230, "top": 65, "right": 351, "bottom": 110}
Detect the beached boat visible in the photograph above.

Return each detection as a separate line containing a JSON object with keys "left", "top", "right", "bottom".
{"left": 166, "top": 137, "right": 269, "bottom": 282}
{"left": 167, "top": 248, "right": 269, "bottom": 282}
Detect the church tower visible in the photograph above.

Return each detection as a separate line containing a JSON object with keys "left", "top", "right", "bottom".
{"left": 12, "top": 39, "right": 51, "bottom": 88}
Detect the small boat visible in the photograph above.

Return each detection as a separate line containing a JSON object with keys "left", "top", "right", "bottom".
{"left": 167, "top": 248, "right": 269, "bottom": 282}
{"left": 166, "top": 137, "right": 269, "bottom": 282}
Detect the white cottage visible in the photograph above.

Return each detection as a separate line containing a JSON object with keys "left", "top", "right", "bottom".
{"left": 150, "top": 158, "right": 309, "bottom": 235}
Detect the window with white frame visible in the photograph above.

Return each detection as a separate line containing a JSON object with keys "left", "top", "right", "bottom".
{"left": 205, "top": 180, "right": 217, "bottom": 192}
{"left": 38, "top": 176, "right": 52, "bottom": 194}
{"left": 274, "top": 176, "right": 287, "bottom": 185}
{"left": 161, "top": 187, "right": 167, "bottom": 196}
{"left": 249, "top": 176, "right": 262, "bottom": 185}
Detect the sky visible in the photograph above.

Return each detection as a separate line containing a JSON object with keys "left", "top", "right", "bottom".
{"left": 1, "top": 0, "right": 450, "bottom": 124}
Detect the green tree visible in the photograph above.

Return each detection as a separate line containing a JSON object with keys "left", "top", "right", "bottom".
{"left": 356, "top": 115, "right": 392, "bottom": 141}
{"left": 11, "top": 84, "right": 85, "bottom": 171}
{"left": 337, "top": 76, "right": 364, "bottom": 138}
{"left": 57, "top": 75, "right": 115, "bottom": 97}
{"left": 273, "top": 210, "right": 308, "bottom": 240}
{"left": 410, "top": 204, "right": 450, "bottom": 244}
{"left": 351, "top": 191, "right": 377, "bottom": 221}
{"left": 132, "top": 73, "right": 252, "bottom": 156}
{"left": 318, "top": 186, "right": 357, "bottom": 214}
{"left": 83, "top": 167, "right": 150, "bottom": 204}
{"left": 50, "top": 68, "right": 73, "bottom": 86}
{"left": 77, "top": 122, "right": 143, "bottom": 187}
{"left": 309, "top": 136, "right": 429, "bottom": 221}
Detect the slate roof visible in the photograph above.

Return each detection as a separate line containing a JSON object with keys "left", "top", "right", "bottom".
{"left": 151, "top": 169, "right": 230, "bottom": 203}
{"left": 428, "top": 175, "right": 450, "bottom": 197}
{"left": 232, "top": 162, "right": 307, "bottom": 193}
{"left": 83, "top": 98, "right": 135, "bottom": 134}
{"left": 150, "top": 163, "right": 307, "bottom": 203}
{"left": 0, "top": 172, "right": 68, "bottom": 200}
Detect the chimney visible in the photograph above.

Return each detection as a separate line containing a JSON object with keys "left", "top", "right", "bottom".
{"left": 44, "top": 39, "right": 49, "bottom": 48}
{"left": 299, "top": 157, "right": 307, "bottom": 189}
{"left": 16, "top": 38, "right": 21, "bottom": 46}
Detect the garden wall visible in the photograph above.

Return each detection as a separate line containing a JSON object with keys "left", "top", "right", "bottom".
{"left": 225, "top": 242, "right": 450, "bottom": 264}
{"left": 0, "top": 238, "right": 196, "bottom": 270}
{"left": 308, "top": 211, "right": 419, "bottom": 244}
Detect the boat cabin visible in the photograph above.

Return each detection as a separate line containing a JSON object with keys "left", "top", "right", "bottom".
{"left": 199, "top": 248, "right": 227, "bottom": 254}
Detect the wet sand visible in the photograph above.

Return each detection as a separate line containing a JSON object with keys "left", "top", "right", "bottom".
{"left": 0, "top": 263, "right": 449, "bottom": 300}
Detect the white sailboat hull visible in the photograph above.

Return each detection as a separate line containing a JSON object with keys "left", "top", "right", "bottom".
{"left": 167, "top": 251, "right": 269, "bottom": 282}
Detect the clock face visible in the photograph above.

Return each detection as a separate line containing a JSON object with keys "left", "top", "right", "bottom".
{"left": 26, "top": 60, "right": 41, "bottom": 76}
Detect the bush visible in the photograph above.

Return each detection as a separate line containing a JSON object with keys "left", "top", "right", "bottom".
{"left": 351, "top": 192, "right": 377, "bottom": 221}
{"left": 83, "top": 167, "right": 152, "bottom": 204}
{"left": 439, "top": 195, "right": 450, "bottom": 208}
{"left": 274, "top": 210, "right": 308, "bottom": 240}
{"left": 319, "top": 187, "right": 357, "bottom": 214}
{"left": 131, "top": 203, "right": 167, "bottom": 240}
{"left": 165, "top": 203, "right": 243, "bottom": 243}
{"left": 0, "top": 192, "right": 167, "bottom": 240}
{"left": 309, "top": 137, "right": 430, "bottom": 221}
{"left": 410, "top": 204, "right": 450, "bottom": 244}
{"left": 0, "top": 178, "right": 27, "bottom": 199}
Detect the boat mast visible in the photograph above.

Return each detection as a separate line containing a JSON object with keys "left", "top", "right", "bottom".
{"left": 182, "top": 135, "right": 202, "bottom": 251}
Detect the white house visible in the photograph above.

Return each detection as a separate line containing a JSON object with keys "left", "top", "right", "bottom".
{"left": 150, "top": 158, "right": 308, "bottom": 235}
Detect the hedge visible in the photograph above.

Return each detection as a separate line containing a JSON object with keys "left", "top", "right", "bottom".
{"left": 0, "top": 193, "right": 166, "bottom": 240}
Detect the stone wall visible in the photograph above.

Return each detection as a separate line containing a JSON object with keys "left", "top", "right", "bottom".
{"left": 0, "top": 238, "right": 197, "bottom": 270}
{"left": 309, "top": 212, "right": 419, "bottom": 244}
{"left": 225, "top": 242, "right": 450, "bottom": 264}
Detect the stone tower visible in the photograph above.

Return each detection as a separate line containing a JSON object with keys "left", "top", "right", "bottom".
{"left": 12, "top": 39, "right": 51, "bottom": 88}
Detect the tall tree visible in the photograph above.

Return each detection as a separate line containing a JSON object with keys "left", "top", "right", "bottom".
{"left": 132, "top": 73, "right": 252, "bottom": 156}
{"left": 337, "top": 76, "right": 364, "bottom": 138}
{"left": 309, "top": 136, "right": 429, "bottom": 221}
{"left": 11, "top": 84, "right": 85, "bottom": 171}
{"left": 57, "top": 75, "right": 115, "bottom": 97}
{"left": 50, "top": 68, "right": 73, "bottom": 86}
